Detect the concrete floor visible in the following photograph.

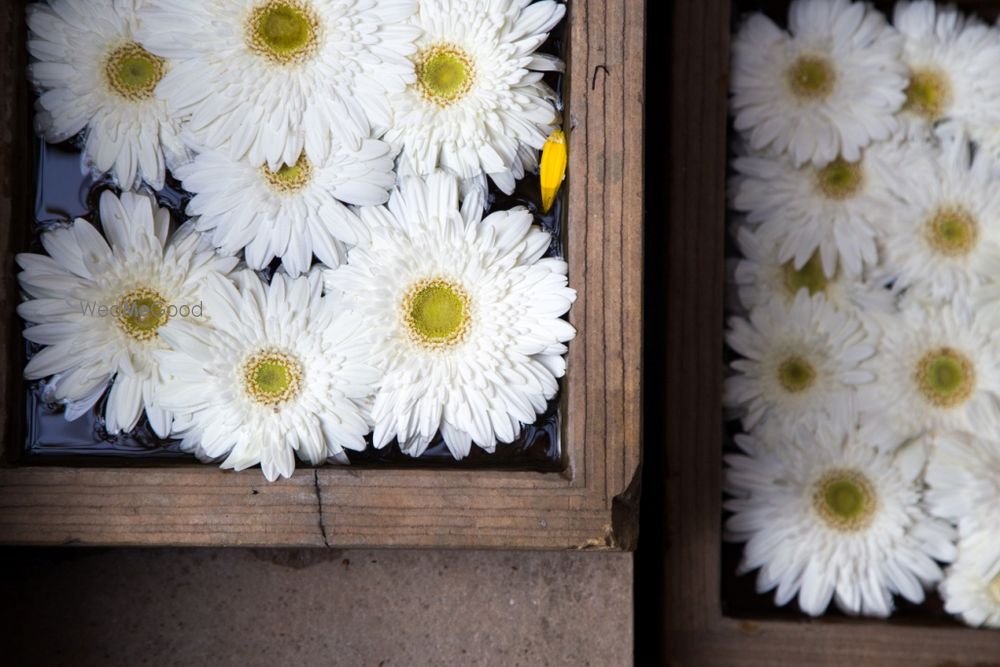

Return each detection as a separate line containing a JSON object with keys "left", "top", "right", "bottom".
{"left": 0, "top": 548, "right": 632, "bottom": 666}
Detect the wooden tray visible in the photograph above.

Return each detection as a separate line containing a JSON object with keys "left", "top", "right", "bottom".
{"left": 0, "top": 0, "right": 644, "bottom": 549}
{"left": 660, "top": 0, "right": 1000, "bottom": 662}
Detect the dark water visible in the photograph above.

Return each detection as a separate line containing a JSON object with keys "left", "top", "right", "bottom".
{"left": 20, "top": 22, "right": 569, "bottom": 472}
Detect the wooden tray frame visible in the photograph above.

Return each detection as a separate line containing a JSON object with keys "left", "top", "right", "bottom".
{"left": 662, "top": 0, "right": 1000, "bottom": 662}
{"left": 0, "top": 0, "right": 644, "bottom": 549}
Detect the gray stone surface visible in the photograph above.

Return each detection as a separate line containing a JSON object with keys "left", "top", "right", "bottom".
{"left": 0, "top": 548, "right": 632, "bottom": 667}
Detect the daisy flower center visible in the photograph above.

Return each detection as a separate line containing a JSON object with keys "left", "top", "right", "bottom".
{"left": 241, "top": 348, "right": 304, "bottom": 406}
{"left": 904, "top": 67, "right": 952, "bottom": 121}
{"left": 103, "top": 42, "right": 166, "bottom": 101}
{"left": 782, "top": 253, "right": 828, "bottom": 297}
{"left": 813, "top": 469, "right": 877, "bottom": 532}
{"left": 402, "top": 278, "right": 472, "bottom": 349}
{"left": 815, "top": 158, "right": 864, "bottom": 200}
{"left": 777, "top": 355, "right": 816, "bottom": 393}
{"left": 116, "top": 287, "right": 169, "bottom": 341}
{"left": 925, "top": 206, "right": 978, "bottom": 257}
{"left": 262, "top": 155, "right": 312, "bottom": 193}
{"left": 785, "top": 53, "right": 836, "bottom": 101}
{"left": 415, "top": 44, "right": 476, "bottom": 107}
{"left": 247, "top": 0, "right": 320, "bottom": 65}
{"left": 915, "top": 347, "right": 975, "bottom": 408}
{"left": 990, "top": 572, "right": 1000, "bottom": 605}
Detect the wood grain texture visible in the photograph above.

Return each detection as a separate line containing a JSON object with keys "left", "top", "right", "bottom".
{"left": 663, "top": 0, "right": 1000, "bottom": 663}
{"left": 0, "top": 0, "right": 644, "bottom": 550}
{"left": 665, "top": 0, "right": 729, "bottom": 637}
{"left": 673, "top": 618, "right": 1000, "bottom": 667}
{"left": 1, "top": 0, "right": 29, "bottom": 477}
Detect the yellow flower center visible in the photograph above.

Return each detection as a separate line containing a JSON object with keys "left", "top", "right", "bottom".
{"left": 782, "top": 253, "right": 829, "bottom": 297}
{"left": 402, "top": 278, "right": 471, "bottom": 349}
{"left": 904, "top": 67, "right": 952, "bottom": 121}
{"left": 241, "top": 349, "right": 304, "bottom": 406}
{"left": 262, "top": 155, "right": 312, "bottom": 193}
{"left": 990, "top": 572, "right": 1000, "bottom": 605}
{"left": 925, "top": 206, "right": 978, "bottom": 257}
{"left": 415, "top": 44, "right": 476, "bottom": 107}
{"left": 813, "top": 469, "right": 877, "bottom": 532}
{"left": 103, "top": 42, "right": 166, "bottom": 101}
{"left": 246, "top": 0, "right": 319, "bottom": 65}
{"left": 915, "top": 347, "right": 975, "bottom": 408}
{"left": 815, "top": 158, "right": 864, "bottom": 200}
{"left": 777, "top": 355, "right": 816, "bottom": 393}
{"left": 116, "top": 287, "right": 169, "bottom": 341}
{"left": 786, "top": 54, "right": 836, "bottom": 101}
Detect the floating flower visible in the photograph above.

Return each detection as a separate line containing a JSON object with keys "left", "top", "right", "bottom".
{"left": 925, "top": 430, "right": 1000, "bottom": 535}
{"left": 859, "top": 300, "right": 1000, "bottom": 449}
{"left": 730, "top": 0, "right": 907, "bottom": 167}
{"left": 877, "top": 137, "right": 1000, "bottom": 300}
{"left": 17, "top": 191, "right": 238, "bottom": 436}
{"left": 176, "top": 140, "right": 395, "bottom": 276}
{"left": 940, "top": 523, "right": 1000, "bottom": 629}
{"left": 893, "top": 1, "right": 1000, "bottom": 140}
{"left": 155, "top": 270, "right": 378, "bottom": 481}
{"left": 137, "top": 0, "right": 420, "bottom": 167}
{"left": 731, "top": 225, "right": 896, "bottom": 315}
{"left": 383, "top": 0, "right": 565, "bottom": 195}
{"left": 26, "top": 0, "right": 186, "bottom": 189}
{"left": 731, "top": 137, "right": 932, "bottom": 278}
{"left": 723, "top": 290, "right": 877, "bottom": 438}
{"left": 725, "top": 431, "right": 956, "bottom": 617}
{"left": 325, "top": 172, "right": 576, "bottom": 458}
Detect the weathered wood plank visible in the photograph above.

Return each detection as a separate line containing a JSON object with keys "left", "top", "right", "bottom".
{"left": 673, "top": 618, "right": 1000, "bottom": 666}
{"left": 665, "top": 0, "right": 730, "bottom": 636}
{"left": 0, "top": 467, "right": 620, "bottom": 549}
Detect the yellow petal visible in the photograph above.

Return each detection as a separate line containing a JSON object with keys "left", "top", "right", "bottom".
{"left": 539, "top": 129, "right": 567, "bottom": 213}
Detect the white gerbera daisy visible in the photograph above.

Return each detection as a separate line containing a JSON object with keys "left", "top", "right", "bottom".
{"left": 859, "top": 301, "right": 1000, "bottom": 449}
{"left": 975, "top": 279, "right": 1000, "bottom": 330}
{"left": 725, "top": 431, "right": 956, "bottom": 617}
{"left": 731, "top": 418, "right": 807, "bottom": 458}
{"left": 925, "top": 430, "right": 1000, "bottom": 535}
{"left": 17, "top": 190, "right": 238, "bottom": 436}
{"left": 26, "top": 0, "right": 186, "bottom": 189}
{"left": 877, "top": 135, "right": 1000, "bottom": 300}
{"left": 940, "top": 523, "right": 1000, "bottom": 629}
{"left": 325, "top": 172, "right": 576, "bottom": 459}
{"left": 154, "top": 270, "right": 378, "bottom": 482}
{"left": 731, "top": 137, "right": 933, "bottom": 277}
{"left": 731, "top": 225, "right": 896, "bottom": 314}
{"left": 893, "top": 2, "right": 1000, "bottom": 140}
{"left": 137, "top": 0, "right": 419, "bottom": 167}
{"left": 730, "top": 0, "right": 906, "bottom": 167}
{"left": 724, "top": 290, "right": 877, "bottom": 438}
{"left": 382, "top": 0, "right": 565, "bottom": 195}
{"left": 176, "top": 141, "right": 395, "bottom": 276}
